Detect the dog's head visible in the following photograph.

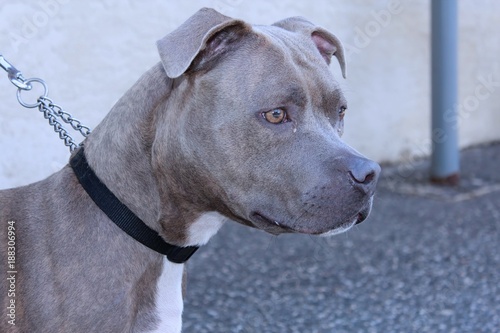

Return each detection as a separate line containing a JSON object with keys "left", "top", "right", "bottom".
{"left": 154, "top": 8, "right": 380, "bottom": 236}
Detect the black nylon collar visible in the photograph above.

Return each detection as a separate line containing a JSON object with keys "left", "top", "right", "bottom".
{"left": 69, "top": 147, "right": 198, "bottom": 264}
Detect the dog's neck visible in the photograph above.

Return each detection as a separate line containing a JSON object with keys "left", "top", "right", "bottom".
{"left": 83, "top": 63, "right": 223, "bottom": 247}
{"left": 84, "top": 63, "right": 166, "bottom": 230}
{"left": 81, "top": 63, "right": 225, "bottom": 332}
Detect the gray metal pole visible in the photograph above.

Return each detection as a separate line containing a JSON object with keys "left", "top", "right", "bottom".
{"left": 431, "top": 0, "right": 459, "bottom": 185}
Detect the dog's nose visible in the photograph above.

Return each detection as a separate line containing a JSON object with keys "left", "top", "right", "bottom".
{"left": 348, "top": 158, "right": 381, "bottom": 194}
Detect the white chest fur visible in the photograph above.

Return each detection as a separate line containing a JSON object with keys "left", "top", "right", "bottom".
{"left": 151, "top": 212, "right": 226, "bottom": 332}
{"left": 185, "top": 211, "right": 226, "bottom": 246}
{"left": 151, "top": 260, "right": 184, "bottom": 333}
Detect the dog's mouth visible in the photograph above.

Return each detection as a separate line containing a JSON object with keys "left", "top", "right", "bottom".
{"left": 355, "top": 209, "right": 369, "bottom": 225}
{"left": 251, "top": 212, "right": 296, "bottom": 234}
{"left": 250, "top": 209, "right": 368, "bottom": 236}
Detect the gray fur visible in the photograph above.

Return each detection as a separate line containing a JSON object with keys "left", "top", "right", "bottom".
{"left": 1, "top": 8, "right": 379, "bottom": 332}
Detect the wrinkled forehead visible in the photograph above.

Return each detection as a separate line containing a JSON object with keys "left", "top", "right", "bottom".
{"left": 251, "top": 24, "right": 343, "bottom": 96}
{"left": 253, "top": 25, "right": 323, "bottom": 65}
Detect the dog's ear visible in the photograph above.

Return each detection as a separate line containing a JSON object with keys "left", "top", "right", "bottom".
{"left": 272, "top": 17, "right": 346, "bottom": 79}
{"left": 157, "top": 8, "right": 250, "bottom": 78}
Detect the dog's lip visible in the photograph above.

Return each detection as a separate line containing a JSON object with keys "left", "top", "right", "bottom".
{"left": 251, "top": 212, "right": 296, "bottom": 232}
{"left": 355, "top": 202, "right": 373, "bottom": 225}
{"left": 251, "top": 211, "right": 320, "bottom": 234}
{"left": 355, "top": 211, "right": 366, "bottom": 225}
{"left": 251, "top": 211, "right": 358, "bottom": 235}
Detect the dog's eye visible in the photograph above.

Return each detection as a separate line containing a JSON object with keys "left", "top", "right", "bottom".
{"left": 338, "top": 106, "right": 347, "bottom": 120}
{"left": 263, "top": 108, "right": 288, "bottom": 124}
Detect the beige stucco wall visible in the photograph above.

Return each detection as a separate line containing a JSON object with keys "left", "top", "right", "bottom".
{"left": 1, "top": 0, "right": 499, "bottom": 189}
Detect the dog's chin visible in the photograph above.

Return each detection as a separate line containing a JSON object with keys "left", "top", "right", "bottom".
{"left": 250, "top": 205, "right": 371, "bottom": 236}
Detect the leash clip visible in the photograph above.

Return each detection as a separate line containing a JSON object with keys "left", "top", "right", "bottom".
{"left": 0, "top": 55, "right": 32, "bottom": 90}
{"left": 1, "top": 54, "right": 91, "bottom": 152}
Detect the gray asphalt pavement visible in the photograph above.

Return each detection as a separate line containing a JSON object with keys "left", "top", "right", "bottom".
{"left": 183, "top": 142, "right": 500, "bottom": 333}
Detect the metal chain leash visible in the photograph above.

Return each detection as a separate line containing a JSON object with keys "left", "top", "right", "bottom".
{"left": 0, "top": 55, "right": 91, "bottom": 152}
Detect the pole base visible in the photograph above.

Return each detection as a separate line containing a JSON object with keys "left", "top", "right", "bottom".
{"left": 430, "top": 173, "right": 460, "bottom": 186}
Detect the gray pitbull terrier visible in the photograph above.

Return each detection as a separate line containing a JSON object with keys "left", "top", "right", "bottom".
{"left": 0, "top": 8, "right": 379, "bottom": 333}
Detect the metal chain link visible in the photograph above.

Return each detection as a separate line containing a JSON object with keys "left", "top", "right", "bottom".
{"left": 1, "top": 54, "right": 92, "bottom": 152}
{"left": 37, "top": 96, "right": 92, "bottom": 151}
